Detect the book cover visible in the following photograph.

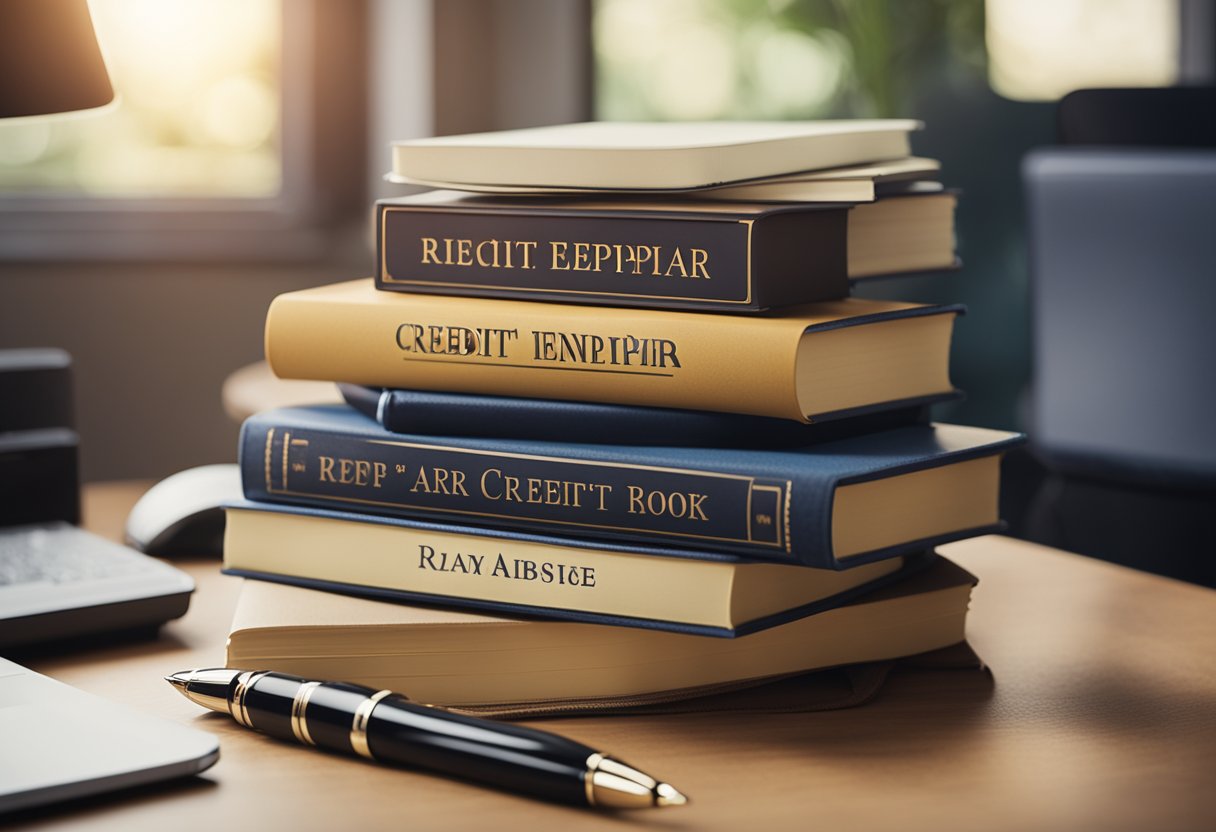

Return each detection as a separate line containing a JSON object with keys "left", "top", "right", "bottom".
{"left": 264, "top": 279, "right": 962, "bottom": 422}
{"left": 222, "top": 498, "right": 931, "bottom": 637}
{"left": 225, "top": 554, "right": 976, "bottom": 706}
{"left": 240, "top": 404, "right": 1022, "bottom": 566}
{"left": 390, "top": 120, "right": 921, "bottom": 190}
{"left": 338, "top": 383, "right": 955, "bottom": 447}
{"left": 375, "top": 192, "right": 849, "bottom": 312}
{"left": 386, "top": 156, "right": 942, "bottom": 202}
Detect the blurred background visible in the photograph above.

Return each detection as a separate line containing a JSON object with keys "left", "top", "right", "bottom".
{"left": 0, "top": 0, "right": 1209, "bottom": 483}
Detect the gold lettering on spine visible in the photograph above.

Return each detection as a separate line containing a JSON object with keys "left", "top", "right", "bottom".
{"left": 264, "top": 428, "right": 275, "bottom": 491}
{"left": 475, "top": 239, "right": 497, "bottom": 268}
{"left": 279, "top": 437, "right": 790, "bottom": 550}
{"left": 282, "top": 433, "right": 291, "bottom": 491}
{"left": 385, "top": 207, "right": 754, "bottom": 305}
{"left": 784, "top": 479, "right": 793, "bottom": 554}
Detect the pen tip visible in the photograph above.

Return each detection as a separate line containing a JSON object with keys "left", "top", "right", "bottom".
{"left": 655, "top": 783, "right": 688, "bottom": 807}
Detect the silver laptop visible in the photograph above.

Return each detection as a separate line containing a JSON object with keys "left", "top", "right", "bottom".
{"left": 0, "top": 657, "right": 219, "bottom": 813}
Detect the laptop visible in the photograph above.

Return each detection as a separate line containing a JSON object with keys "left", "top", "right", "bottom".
{"left": 0, "top": 348, "right": 196, "bottom": 647}
{"left": 0, "top": 657, "right": 219, "bottom": 813}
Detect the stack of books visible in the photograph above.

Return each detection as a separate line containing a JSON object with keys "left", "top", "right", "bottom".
{"left": 224, "top": 121, "right": 1023, "bottom": 709}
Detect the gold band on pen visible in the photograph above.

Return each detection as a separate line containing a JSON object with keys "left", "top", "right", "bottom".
{"left": 584, "top": 752, "right": 606, "bottom": 806}
{"left": 231, "top": 671, "right": 269, "bottom": 728}
{"left": 350, "top": 689, "right": 393, "bottom": 760}
{"left": 290, "top": 681, "right": 322, "bottom": 746}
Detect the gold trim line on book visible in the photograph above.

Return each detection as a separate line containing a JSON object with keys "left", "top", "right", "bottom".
{"left": 350, "top": 689, "right": 394, "bottom": 759}
{"left": 263, "top": 428, "right": 275, "bottom": 492}
{"left": 749, "top": 483, "right": 791, "bottom": 552}
{"left": 281, "top": 432, "right": 291, "bottom": 494}
{"left": 264, "top": 486, "right": 788, "bottom": 550}
{"left": 400, "top": 355, "right": 675, "bottom": 378}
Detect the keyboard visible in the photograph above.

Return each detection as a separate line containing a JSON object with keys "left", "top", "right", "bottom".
{"left": 0, "top": 522, "right": 194, "bottom": 648}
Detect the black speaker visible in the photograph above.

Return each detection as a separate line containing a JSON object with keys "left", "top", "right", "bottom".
{"left": 0, "top": 349, "right": 80, "bottom": 526}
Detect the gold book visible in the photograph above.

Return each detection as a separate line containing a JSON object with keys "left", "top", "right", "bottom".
{"left": 264, "top": 279, "right": 959, "bottom": 422}
{"left": 225, "top": 554, "right": 975, "bottom": 707}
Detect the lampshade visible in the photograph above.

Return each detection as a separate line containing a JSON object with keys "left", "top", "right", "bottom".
{"left": 0, "top": 0, "right": 114, "bottom": 119}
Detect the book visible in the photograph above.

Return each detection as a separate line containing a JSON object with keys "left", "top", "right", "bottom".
{"left": 222, "top": 499, "right": 924, "bottom": 636}
{"left": 374, "top": 191, "right": 957, "bottom": 310}
{"left": 689, "top": 158, "right": 942, "bottom": 204}
{"left": 389, "top": 120, "right": 921, "bottom": 190}
{"left": 338, "top": 383, "right": 955, "bottom": 447}
{"left": 264, "top": 279, "right": 962, "bottom": 422}
{"left": 387, "top": 157, "right": 942, "bottom": 203}
{"left": 224, "top": 554, "right": 976, "bottom": 706}
{"left": 375, "top": 192, "right": 849, "bottom": 311}
{"left": 242, "top": 404, "right": 1021, "bottom": 565}
{"left": 847, "top": 191, "right": 958, "bottom": 278}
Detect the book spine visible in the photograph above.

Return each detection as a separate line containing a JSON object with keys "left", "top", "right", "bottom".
{"left": 242, "top": 419, "right": 812, "bottom": 563}
{"left": 340, "top": 383, "right": 943, "bottom": 448}
{"left": 374, "top": 202, "right": 848, "bottom": 311}
{"left": 266, "top": 287, "right": 933, "bottom": 422}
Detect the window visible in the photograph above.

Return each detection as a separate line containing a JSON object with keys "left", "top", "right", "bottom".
{"left": 0, "top": 0, "right": 367, "bottom": 261}
{"left": 0, "top": 0, "right": 280, "bottom": 198}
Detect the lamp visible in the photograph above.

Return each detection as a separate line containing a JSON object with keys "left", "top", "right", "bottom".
{"left": 0, "top": 0, "right": 114, "bottom": 119}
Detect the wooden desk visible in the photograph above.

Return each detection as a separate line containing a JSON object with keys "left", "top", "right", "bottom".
{"left": 10, "top": 483, "right": 1216, "bottom": 832}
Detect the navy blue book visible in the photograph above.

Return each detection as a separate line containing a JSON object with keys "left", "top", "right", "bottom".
{"left": 338, "top": 383, "right": 961, "bottom": 448}
{"left": 240, "top": 404, "right": 1023, "bottom": 568}
{"left": 222, "top": 498, "right": 938, "bottom": 637}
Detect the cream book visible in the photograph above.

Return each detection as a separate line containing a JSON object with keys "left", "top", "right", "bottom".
{"left": 390, "top": 120, "right": 922, "bottom": 190}
{"left": 225, "top": 555, "right": 976, "bottom": 707}
{"left": 223, "top": 500, "right": 918, "bottom": 637}
{"left": 390, "top": 156, "right": 942, "bottom": 203}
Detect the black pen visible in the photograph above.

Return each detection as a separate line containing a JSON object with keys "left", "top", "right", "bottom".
{"left": 166, "top": 668, "right": 688, "bottom": 810}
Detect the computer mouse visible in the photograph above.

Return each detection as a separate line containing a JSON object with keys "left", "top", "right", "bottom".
{"left": 125, "top": 464, "right": 242, "bottom": 557}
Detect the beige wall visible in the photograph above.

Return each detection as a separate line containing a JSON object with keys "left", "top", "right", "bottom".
{"left": 0, "top": 258, "right": 361, "bottom": 481}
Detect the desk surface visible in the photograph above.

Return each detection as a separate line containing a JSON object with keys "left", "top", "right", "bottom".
{"left": 10, "top": 482, "right": 1216, "bottom": 832}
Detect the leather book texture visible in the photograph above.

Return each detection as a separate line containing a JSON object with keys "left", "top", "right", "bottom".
{"left": 339, "top": 383, "right": 955, "bottom": 447}
{"left": 239, "top": 404, "right": 1022, "bottom": 567}
{"left": 375, "top": 195, "right": 848, "bottom": 311}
